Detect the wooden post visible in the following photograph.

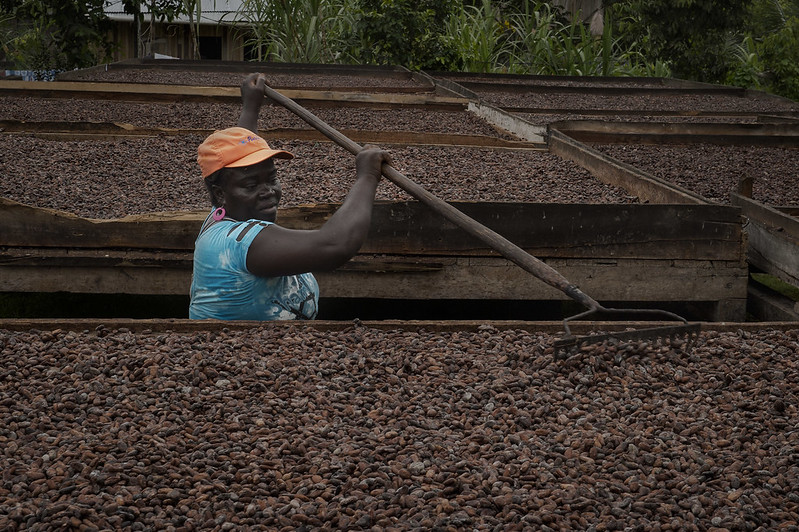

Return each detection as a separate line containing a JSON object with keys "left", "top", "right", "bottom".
{"left": 738, "top": 176, "right": 754, "bottom": 198}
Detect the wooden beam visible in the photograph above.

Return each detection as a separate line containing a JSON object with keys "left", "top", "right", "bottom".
{"left": 747, "top": 282, "right": 799, "bottom": 322}
{"left": 0, "top": 256, "right": 747, "bottom": 311}
{"left": 731, "top": 193, "right": 799, "bottom": 240}
{"left": 548, "top": 129, "right": 709, "bottom": 205}
{"left": 731, "top": 192, "right": 799, "bottom": 286}
{"left": 0, "top": 120, "right": 541, "bottom": 149}
{"left": 467, "top": 102, "right": 546, "bottom": 143}
{"left": 549, "top": 120, "right": 799, "bottom": 147}
{"left": 1, "top": 198, "right": 744, "bottom": 261}
{"left": 0, "top": 80, "right": 467, "bottom": 108}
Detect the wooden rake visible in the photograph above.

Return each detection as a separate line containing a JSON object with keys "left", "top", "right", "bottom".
{"left": 263, "top": 83, "right": 700, "bottom": 359}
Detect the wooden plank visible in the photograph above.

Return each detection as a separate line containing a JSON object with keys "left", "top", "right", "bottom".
{"left": 550, "top": 120, "right": 799, "bottom": 147}
{"left": 548, "top": 129, "right": 709, "bottom": 205}
{"left": 747, "top": 283, "right": 799, "bottom": 321}
{"left": 317, "top": 257, "right": 747, "bottom": 305}
{"left": 260, "top": 128, "right": 541, "bottom": 149}
{"left": 467, "top": 102, "right": 546, "bottom": 143}
{"left": 362, "top": 202, "right": 744, "bottom": 260}
{"left": 731, "top": 193, "right": 799, "bottom": 240}
{"left": 0, "top": 80, "right": 467, "bottom": 108}
{"left": 0, "top": 120, "right": 540, "bottom": 149}
{"left": 1, "top": 198, "right": 744, "bottom": 261}
{"left": 0, "top": 256, "right": 747, "bottom": 312}
{"left": 774, "top": 206, "right": 799, "bottom": 217}
{"left": 730, "top": 193, "right": 799, "bottom": 289}
{"left": 744, "top": 222, "right": 799, "bottom": 287}
{"left": 0, "top": 197, "right": 203, "bottom": 250}
{"left": 0, "top": 265, "right": 191, "bottom": 294}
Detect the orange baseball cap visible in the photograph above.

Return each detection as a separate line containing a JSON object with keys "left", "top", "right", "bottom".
{"left": 197, "top": 126, "right": 294, "bottom": 178}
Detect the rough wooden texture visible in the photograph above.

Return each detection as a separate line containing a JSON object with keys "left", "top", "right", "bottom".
{"left": 0, "top": 80, "right": 466, "bottom": 108}
{"left": 731, "top": 193, "right": 799, "bottom": 287}
{"left": 0, "top": 198, "right": 748, "bottom": 319}
{"left": 1, "top": 198, "right": 744, "bottom": 260}
{"left": 548, "top": 129, "right": 707, "bottom": 204}
{"left": 549, "top": 120, "right": 799, "bottom": 147}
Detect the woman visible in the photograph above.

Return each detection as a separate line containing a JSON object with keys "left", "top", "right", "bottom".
{"left": 189, "top": 73, "right": 391, "bottom": 320}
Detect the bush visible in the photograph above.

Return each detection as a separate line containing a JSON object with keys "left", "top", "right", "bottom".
{"left": 758, "top": 16, "right": 799, "bottom": 100}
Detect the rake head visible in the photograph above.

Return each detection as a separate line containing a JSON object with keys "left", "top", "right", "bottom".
{"left": 553, "top": 306, "right": 701, "bottom": 361}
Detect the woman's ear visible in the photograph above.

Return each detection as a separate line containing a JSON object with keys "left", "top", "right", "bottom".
{"left": 211, "top": 184, "right": 225, "bottom": 206}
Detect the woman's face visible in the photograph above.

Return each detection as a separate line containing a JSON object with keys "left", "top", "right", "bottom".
{"left": 216, "top": 159, "right": 282, "bottom": 222}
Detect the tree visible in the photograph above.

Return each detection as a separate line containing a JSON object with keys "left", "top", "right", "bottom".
{"left": 606, "top": 0, "right": 753, "bottom": 84}
{"left": 3, "top": 0, "right": 114, "bottom": 72}
{"left": 351, "top": 0, "right": 459, "bottom": 70}
{"left": 121, "top": 0, "right": 185, "bottom": 57}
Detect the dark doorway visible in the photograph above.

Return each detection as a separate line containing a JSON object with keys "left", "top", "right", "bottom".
{"left": 198, "top": 36, "right": 222, "bottom": 60}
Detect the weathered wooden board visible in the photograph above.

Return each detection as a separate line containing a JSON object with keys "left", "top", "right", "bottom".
{"left": 0, "top": 197, "right": 202, "bottom": 250}
{"left": 321, "top": 256, "right": 748, "bottom": 302}
{"left": 550, "top": 120, "right": 799, "bottom": 147}
{"left": 447, "top": 79, "right": 746, "bottom": 97}
{"left": 0, "top": 120, "right": 539, "bottom": 149}
{"left": 731, "top": 193, "right": 799, "bottom": 287}
{"left": 60, "top": 59, "right": 423, "bottom": 81}
{"left": 747, "top": 282, "right": 799, "bottom": 322}
{"left": 548, "top": 129, "right": 708, "bottom": 204}
{"left": 0, "top": 253, "right": 747, "bottom": 318}
{"left": 467, "top": 102, "right": 546, "bottom": 143}
{"left": 0, "top": 195, "right": 748, "bottom": 319}
{"left": 0, "top": 80, "right": 467, "bottom": 109}
{"left": 1, "top": 197, "right": 743, "bottom": 260}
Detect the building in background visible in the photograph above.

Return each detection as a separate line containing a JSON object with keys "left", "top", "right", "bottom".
{"left": 100, "top": 0, "right": 604, "bottom": 63}
{"left": 551, "top": 0, "right": 604, "bottom": 35}
{"left": 104, "top": 0, "right": 249, "bottom": 61}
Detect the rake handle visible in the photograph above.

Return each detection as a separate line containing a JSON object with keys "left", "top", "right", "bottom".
{"left": 263, "top": 84, "right": 601, "bottom": 311}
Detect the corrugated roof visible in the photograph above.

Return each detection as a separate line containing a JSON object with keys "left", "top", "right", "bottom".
{"left": 104, "top": 0, "right": 247, "bottom": 25}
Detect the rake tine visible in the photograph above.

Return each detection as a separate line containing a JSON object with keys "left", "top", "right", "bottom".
{"left": 554, "top": 307, "right": 701, "bottom": 361}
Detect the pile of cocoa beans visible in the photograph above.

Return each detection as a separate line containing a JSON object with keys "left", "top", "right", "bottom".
{"left": 1, "top": 324, "right": 797, "bottom": 530}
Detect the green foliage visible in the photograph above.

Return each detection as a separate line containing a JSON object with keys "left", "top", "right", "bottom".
{"left": 237, "top": 0, "right": 357, "bottom": 63}
{"left": 10, "top": 0, "right": 113, "bottom": 70}
{"left": 606, "top": 0, "right": 751, "bottom": 84}
{"left": 350, "top": 0, "right": 458, "bottom": 70}
{"left": 121, "top": 0, "right": 188, "bottom": 57}
{"left": 724, "top": 34, "right": 763, "bottom": 89}
{"left": 1, "top": 0, "right": 114, "bottom": 73}
{"left": 440, "top": 0, "right": 668, "bottom": 77}
{"left": 1, "top": 18, "right": 63, "bottom": 78}
{"left": 441, "top": 0, "right": 510, "bottom": 72}
{"left": 758, "top": 15, "right": 799, "bottom": 100}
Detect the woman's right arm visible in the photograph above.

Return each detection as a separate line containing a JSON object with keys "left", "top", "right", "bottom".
{"left": 245, "top": 146, "right": 390, "bottom": 278}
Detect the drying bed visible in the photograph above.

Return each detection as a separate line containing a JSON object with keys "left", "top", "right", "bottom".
{"left": 591, "top": 143, "right": 799, "bottom": 206}
{"left": 518, "top": 113, "right": 762, "bottom": 126}
{"left": 431, "top": 72, "right": 675, "bottom": 89}
{"left": 476, "top": 91, "right": 799, "bottom": 114}
{"left": 0, "top": 96, "right": 510, "bottom": 138}
{"left": 0, "top": 324, "right": 797, "bottom": 530}
{"left": 57, "top": 68, "right": 431, "bottom": 90}
{"left": 0, "top": 136, "right": 635, "bottom": 220}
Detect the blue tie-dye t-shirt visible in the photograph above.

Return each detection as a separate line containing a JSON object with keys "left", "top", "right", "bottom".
{"left": 189, "top": 213, "right": 319, "bottom": 320}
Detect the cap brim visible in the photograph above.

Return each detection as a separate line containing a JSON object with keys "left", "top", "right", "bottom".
{"left": 226, "top": 148, "right": 294, "bottom": 169}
